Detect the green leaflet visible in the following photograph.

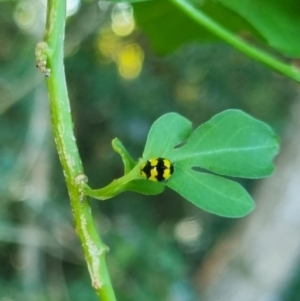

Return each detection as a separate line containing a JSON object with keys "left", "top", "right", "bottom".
{"left": 143, "top": 113, "right": 192, "bottom": 159}
{"left": 167, "top": 166, "right": 255, "bottom": 218}
{"left": 172, "top": 110, "right": 280, "bottom": 178}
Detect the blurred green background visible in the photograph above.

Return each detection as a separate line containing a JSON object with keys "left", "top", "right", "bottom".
{"left": 0, "top": 1, "right": 299, "bottom": 301}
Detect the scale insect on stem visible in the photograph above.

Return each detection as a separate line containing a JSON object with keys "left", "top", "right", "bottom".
{"left": 141, "top": 157, "right": 174, "bottom": 182}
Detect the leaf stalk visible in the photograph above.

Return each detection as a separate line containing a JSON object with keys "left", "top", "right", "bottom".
{"left": 169, "top": 0, "right": 300, "bottom": 82}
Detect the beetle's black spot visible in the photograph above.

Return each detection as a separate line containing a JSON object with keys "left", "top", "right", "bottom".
{"left": 141, "top": 161, "right": 152, "bottom": 179}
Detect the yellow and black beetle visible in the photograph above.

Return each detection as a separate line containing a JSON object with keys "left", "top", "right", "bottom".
{"left": 141, "top": 157, "right": 174, "bottom": 182}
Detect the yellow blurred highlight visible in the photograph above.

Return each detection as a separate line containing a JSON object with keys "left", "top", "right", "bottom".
{"left": 13, "top": 1, "right": 36, "bottom": 29}
{"left": 116, "top": 43, "right": 144, "bottom": 80}
{"left": 96, "top": 28, "right": 121, "bottom": 61}
{"left": 111, "top": 3, "right": 135, "bottom": 37}
{"left": 96, "top": 24, "right": 144, "bottom": 80}
{"left": 112, "top": 19, "right": 135, "bottom": 37}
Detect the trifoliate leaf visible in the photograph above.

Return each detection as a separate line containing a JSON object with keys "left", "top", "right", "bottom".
{"left": 142, "top": 110, "right": 279, "bottom": 217}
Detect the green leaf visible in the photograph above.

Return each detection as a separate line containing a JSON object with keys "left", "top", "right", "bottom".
{"left": 172, "top": 110, "right": 280, "bottom": 178}
{"left": 219, "top": 0, "right": 300, "bottom": 57}
{"left": 167, "top": 166, "right": 255, "bottom": 217}
{"left": 143, "top": 112, "right": 192, "bottom": 159}
{"left": 88, "top": 111, "right": 278, "bottom": 217}
{"left": 141, "top": 110, "right": 279, "bottom": 217}
{"left": 133, "top": 0, "right": 264, "bottom": 54}
{"left": 134, "top": 0, "right": 300, "bottom": 58}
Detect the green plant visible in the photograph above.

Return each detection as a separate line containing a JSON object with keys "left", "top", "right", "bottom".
{"left": 34, "top": 0, "right": 294, "bottom": 300}
{"left": 84, "top": 110, "right": 279, "bottom": 218}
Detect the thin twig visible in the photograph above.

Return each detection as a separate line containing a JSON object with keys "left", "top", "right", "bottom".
{"left": 36, "top": 0, "right": 117, "bottom": 300}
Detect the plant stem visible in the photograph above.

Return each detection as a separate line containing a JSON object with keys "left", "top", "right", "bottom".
{"left": 83, "top": 164, "right": 142, "bottom": 200}
{"left": 38, "top": 1, "right": 117, "bottom": 300}
{"left": 169, "top": 0, "right": 300, "bottom": 82}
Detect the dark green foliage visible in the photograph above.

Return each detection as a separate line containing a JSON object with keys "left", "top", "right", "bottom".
{"left": 219, "top": 0, "right": 300, "bottom": 57}
{"left": 134, "top": 0, "right": 264, "bottom": 54}
{"left": 134, "top": 0, "right": 300, "bottom": 57}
